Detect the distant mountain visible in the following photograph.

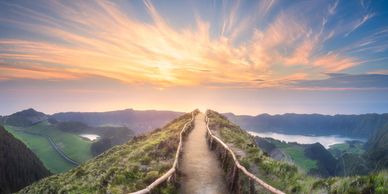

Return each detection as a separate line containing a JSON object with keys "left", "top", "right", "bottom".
{"left": 2, "top": 109, "right": 48, "bottom": 127}
{"left": 224, "top": 112, "right": 388, "bottom": 138}
{"left": 53, "top": 120, "right": 135, "bottom": 156}
{"left": 51, "top": 109, "right": 183, "bottom": 133}
{"left": 0, "top": 126, "right": 50, "bottom": 193}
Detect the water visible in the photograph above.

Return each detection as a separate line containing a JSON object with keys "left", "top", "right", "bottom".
{"left": 79, "top": 134, "right": 100, "bottom": 141}
{"left": 247, "top": 131, "right": 365, "bottom": 148}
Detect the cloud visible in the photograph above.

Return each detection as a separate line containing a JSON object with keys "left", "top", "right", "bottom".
{"left": 292, "top": 73, "right": 388, "bottom": 90}
{"left": 345, "top": 13, "right": 375, "bottom": 37}
{"left": 312, "top": 54, "right": 359, "bottom": 72}
{"left": 328, "top": 0, "right": 339, "bottom": 15}
{"left": 0, "top": 0, "right": 382, "bottom": 88}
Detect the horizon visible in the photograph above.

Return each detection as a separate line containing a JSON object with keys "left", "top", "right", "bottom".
{"left": 1, "top": 0, "right": 388, "bottom": 116}
{"left": 2, "top": 106, "right": 387, "bottom": 117}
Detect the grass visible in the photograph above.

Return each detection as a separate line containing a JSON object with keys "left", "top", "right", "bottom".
{"left": 270, "top": 140, "right": 317, "bottom": 172}
{"left": 282, "top": 146, "right": 317, "bottom": 172}
{"left": 4, "top": 125, "right": 74, "bottom": 173}
{"left": 27, "top": 121, "right": 93, "bottom": 163}
{"left": 328, "top": 141, "right": 365, "bottom": 159}
{"left": 4, "top": 121, "right": 93, "bottom": 173}
{"left": 19, "top": 112, "right": 194, "bottom": 194}
{"left": 207, "top": 110, "right": 388, "bottom": 194}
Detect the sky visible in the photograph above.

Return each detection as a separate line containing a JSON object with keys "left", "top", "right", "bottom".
{"left": 0, "top": 0, "right": 388, "bottom": 115}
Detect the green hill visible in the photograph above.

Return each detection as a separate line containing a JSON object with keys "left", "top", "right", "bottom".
{"left": 3, "top": 109, "right": 136, "bottom": 174}
{"left": 18, "top": 112, "right": 194, "bottom": 193}
{"left": 2, "top": 108, "right": 48, "bottom": 127}
{"left": 4, "top": 125, "right": 77, "bottom": 173}
{"left": 208, "top": 110, "right": 388, "bottom": 193}
{"left": 366, "top": 124, "right": 388, "bottom": 169}
{"left": 0, "top": 126, "right": 50, "bottom": 193}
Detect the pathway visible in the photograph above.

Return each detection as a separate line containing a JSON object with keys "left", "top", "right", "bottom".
{"left": 179, "top": 113, "right": 229, "bottom": 194}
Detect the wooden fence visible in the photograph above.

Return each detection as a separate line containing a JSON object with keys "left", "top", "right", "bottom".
{"left": 205, "top": 112, "right": 285, "bottom": 194}
{"left": 130, "top": 111, "right": 197, "bottom": 194}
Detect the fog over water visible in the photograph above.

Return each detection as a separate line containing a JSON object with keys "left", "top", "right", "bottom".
{"left": 79, "top": 134, "right": 100, "bottom": 141}
{"left": 247, "top": 131, "right": 366, "bottom": 148}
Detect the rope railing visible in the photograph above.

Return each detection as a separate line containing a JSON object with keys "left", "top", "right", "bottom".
{"left": 130, "top": 111, "right": 196, "bottom": 194}
{"left": 205, "top": 112, "right": 285, "bottom": 194}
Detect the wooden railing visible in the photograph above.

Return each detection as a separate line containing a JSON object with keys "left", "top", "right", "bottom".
{"left": 130, "top": 111, "right": 196, "bottom": 194}
{"left": 205, "top": 112, "right": 285, "bottom": 194}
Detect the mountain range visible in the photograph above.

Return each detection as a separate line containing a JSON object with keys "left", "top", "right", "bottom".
{"left": 51, "top": 108, "right": 183, "bottom": 133}
{"left": 224, "top": 112, "right": 388, "bottom": 138}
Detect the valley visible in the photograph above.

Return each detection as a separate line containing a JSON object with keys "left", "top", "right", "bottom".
{"left": 1, "top": 109, "right": 386, "bottom": 193}
{"left": 0, "top": 108, "right": 182, "bottom": 174}
{"left": 1, "top": 0, "right": 387, "bottom": 193}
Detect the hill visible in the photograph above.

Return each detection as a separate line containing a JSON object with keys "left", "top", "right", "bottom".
{"left": 18, "top": 112, "right": 194, "bottom": 193}
{"left": 2, "top": 108, "right": 179, "bottom": 174}
{"left": 209, "top": 110, "right": 387, "bottom": 193}
{"left": 2, "top": 108, "right": 48, "bottom": 127}
{"left": 51, "top": 109, "right": 183, "bottom": 133}
{"left": 0, "top": 126, "right": 50, "bottom": 193}
{"left": 224, "top": 112, "right": 388, "bottom": 138}
{"left": 304, "top": 143, "right": 337, "bottom": 177}
{"left": 366, "top": 124, "right": 388, "bottom": 169}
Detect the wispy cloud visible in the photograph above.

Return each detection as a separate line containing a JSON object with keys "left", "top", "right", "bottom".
{"left": 0, "top": 0, "right": 385, "bottom": 89}
{"left": 345, "top": 13, "right": 374, "bottom": 37}
{"left": 291, "top": 73, "right": 388, "bottom": 90}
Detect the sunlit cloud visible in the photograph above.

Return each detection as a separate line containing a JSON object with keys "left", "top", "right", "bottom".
{"left": 0, "top": 0, "right": 386, "bottom": 89}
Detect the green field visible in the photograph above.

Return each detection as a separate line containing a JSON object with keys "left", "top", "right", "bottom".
{"left": 27, "top": 122, "right": 93, "bottom": 163}
{"left": 328, "top": 141, "right": 365, "bottom": 158}
{"left": 271, "top": 141, "right": 317, "bottom": 172}
{"left": 4, "top": 122, "right": 93, "bottom": 174}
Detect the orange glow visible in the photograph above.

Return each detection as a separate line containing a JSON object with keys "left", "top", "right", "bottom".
{"left": 0, "top": 0, "right": 362, "bottom": 88}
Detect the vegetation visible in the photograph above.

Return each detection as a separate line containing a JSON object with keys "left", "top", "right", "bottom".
{"left": 366, "top": 124, "right": 388, "bottom": 169}
{"left": 0, "top": 126, "right": 50, "bottom": 193}
{"left": 225, "top": 112, "right": 388, "bottom": 138}
{"left": 28, "top": 121, "right": 93, "bottom": 163}
{"left": 3, "top": 108, "right": 136, "bottom": 173}
{"left": 19, "top": 112, "right": 194, "bottom": 194}
{"left": 208, "top": 110, "right": 388, "bottom": 194}
{"left": 1, "top": 108, "right": 47, "bottom": 127}
{"left": 269, "top": 139, "right": 317, "bottom": 172}
{"left": 4, "top": 125, "right": 75, "bottom": 173}
{"left": 328, "top": 141, "right": 365, "bottom": 158}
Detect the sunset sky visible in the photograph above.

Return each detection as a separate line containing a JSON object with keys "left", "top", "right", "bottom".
{"left": 1, "top": 0, "right": 388, "bottom": 115}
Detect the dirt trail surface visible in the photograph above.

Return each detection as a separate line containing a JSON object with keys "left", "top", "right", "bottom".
{"left": 179, "top": 113, "right": 229, "bottom": 194}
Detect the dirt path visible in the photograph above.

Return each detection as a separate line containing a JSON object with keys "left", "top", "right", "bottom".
{"left": 179, "top": 113, "right": 229, "bottom": 194}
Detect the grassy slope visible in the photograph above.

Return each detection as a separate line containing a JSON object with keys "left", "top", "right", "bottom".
{"left": 328, "top": 141, "right": 365, "bottom": 158}
{"left": 19, "top": 112, "right": 193, "bottom": 194}
{"left": 27, "top": 121, "right": 93, "bottom": 163}
{"left": 271, "top": 140, "right": 317, "bottom": 172}
{"left": 208, "top": 110, "right": 388, "bottom": 194}
{"left": 4, "top": 125, "right": 74, "bottom": 173}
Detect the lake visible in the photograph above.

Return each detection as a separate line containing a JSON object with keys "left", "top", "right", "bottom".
{"left": 247, "top": 131, "right": 365, "bottom": 148}
{"left": 79, "top": 134, "right": 100, "bottom": 141}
